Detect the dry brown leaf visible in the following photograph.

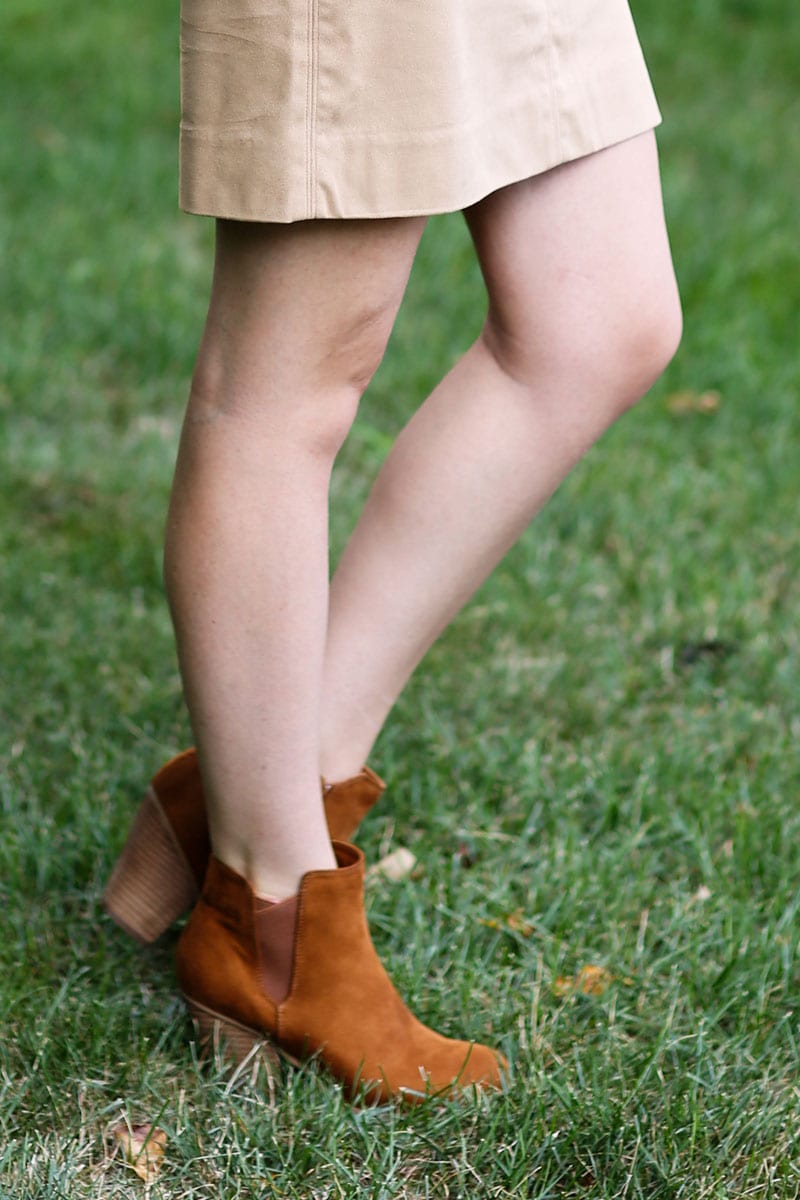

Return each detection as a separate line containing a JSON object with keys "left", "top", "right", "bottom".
{"left": 366, "top": 846, "right": 416, "bottom": 882}
{"left": 478, "top": 909, "right": 534, "bottom": 937}
{"left": 553, "top": 964, "right": 613, "bottom": 997}
{"left": 697, "top": 390, "right": 721, "bottom": 412}
{"left": 110, "top": 1122, "right": 167, "bottom": 1185}
{"left": 505, "top": 909, "right": 534, "bottom": 937}
{"left": 666, "top": 389, "right": 721, "bottom": 415}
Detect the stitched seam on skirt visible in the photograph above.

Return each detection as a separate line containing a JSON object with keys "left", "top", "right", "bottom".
{"left": 542, "top": 0, "right": 563, "bottom": 162}
{"left": 305, "top": 0, "right": 319, "bottom": 218}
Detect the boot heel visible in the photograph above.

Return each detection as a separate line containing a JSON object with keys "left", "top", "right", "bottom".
{"left": 103, "top": 788, "right": 197, "bottom": 943}
{"left": 184, "top": 996, "right": 283, "bottom": 1086}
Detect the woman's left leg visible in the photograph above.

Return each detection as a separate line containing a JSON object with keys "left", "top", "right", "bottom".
{"left": 319, "top": 131, "right": 682, "bottom": 781}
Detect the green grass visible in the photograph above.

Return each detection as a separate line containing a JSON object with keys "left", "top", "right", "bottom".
{"left": 2, "top": 0, "right": 800, "bottom": 1195}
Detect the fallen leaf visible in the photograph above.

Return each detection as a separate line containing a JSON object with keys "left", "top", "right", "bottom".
{"left": 366, "top": 846, "right": 416, "bottom": 882}
{"left": 478, "top": 909, "right": 534, "bottom": 937}
{"left": 110, "top": 1122, "right": 167, "bottom": 1185}
{"left": 666, "top": 389, "right": 721, "bottom": 415}
{"left": 697, "top": 390, "right": 721, "bottom": 412}
{"left": 553, "top": 965, "right": 613, "bottom": 997}
{"left": 505, "top": 909, "right": 534, "bottom": 937}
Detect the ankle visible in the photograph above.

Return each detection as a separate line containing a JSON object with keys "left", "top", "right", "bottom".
{"left": 319, "top": 745, "right": 373, "bottom": 786}
{"left": 215, "top": 844, "right": 337, "bottom": 901}
{"left": 319, "top": 709, "right": 380, "bottom": 785}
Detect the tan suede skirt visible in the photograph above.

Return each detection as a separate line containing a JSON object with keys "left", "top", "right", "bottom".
{"left": 179, "top": 0, "right": 661, "bottom": 223}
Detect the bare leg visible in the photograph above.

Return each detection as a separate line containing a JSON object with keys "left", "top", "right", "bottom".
{"left": 164, "top": 215, "right": 425, "bottom": 898}
{"left": 320, "top": 132, "right": 682, "bottom": 780}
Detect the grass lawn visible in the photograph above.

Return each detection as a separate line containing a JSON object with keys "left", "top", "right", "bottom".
{"left": 2, "top": 0, "right": 800, "bottom": 1195}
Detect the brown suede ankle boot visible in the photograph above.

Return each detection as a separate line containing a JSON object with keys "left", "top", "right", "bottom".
{"left": 176, "top": 842, "right": 506, "bottom": 1103}
{"left": 103, "top": 750, "right": 385, "bottom": 944}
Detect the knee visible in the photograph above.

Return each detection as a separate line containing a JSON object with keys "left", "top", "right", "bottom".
{"left": 483, "top": 274, "right": 682, "bottom": 422}
{"left": 188, "top": 357, "right": 362, "bottom": 462}
{"left": 187, "top": 299, "right": 397, "bottom": 461}
{"left": 607, "top": 280, "right": 683, "bottom": 413}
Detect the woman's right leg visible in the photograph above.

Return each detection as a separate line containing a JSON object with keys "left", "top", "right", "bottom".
{"left": 319, "top": 133, "right": 681, "bottom": 782}
{"left": 163, "top": 214, "right": 424, "bottom": 900}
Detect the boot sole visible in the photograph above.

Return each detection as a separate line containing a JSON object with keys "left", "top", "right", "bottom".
{"left": 103, "top": 787, "right": 198, "bottom": 943}
{"left": 183, "top": 998, "right": 503, "bottom": 1104}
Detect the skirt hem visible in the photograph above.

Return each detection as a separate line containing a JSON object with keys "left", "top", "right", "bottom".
{"left": 179, "top": 114, "right": 661, "bottom": 224}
